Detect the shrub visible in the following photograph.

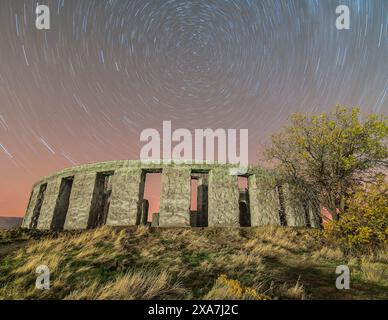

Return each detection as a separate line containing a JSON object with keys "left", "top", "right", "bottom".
{"left": 204, "top": 274, "right": 270, "bottom": 300}
{"left": 324, "top": 175, "right": 388, "bottom": 252}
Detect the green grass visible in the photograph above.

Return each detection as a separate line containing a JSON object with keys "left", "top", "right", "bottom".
{"left": 0, "top": 226, "right": 386, "bottom": 300}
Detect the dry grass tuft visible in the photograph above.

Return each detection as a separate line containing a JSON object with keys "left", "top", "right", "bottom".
{"left": 312, "top": 247, "right": 344, "bottom": 261}
{"left": 204, "top": 274, "right": 270, "bottom": 300}
{"left": 65, "top": 270, "right": 185, "bottom": 300}
{"left": 274, "top": 280, "right": 307, "bottom": 300}
{"left": 360, "top": 258, "right": 388, "bottom": 284}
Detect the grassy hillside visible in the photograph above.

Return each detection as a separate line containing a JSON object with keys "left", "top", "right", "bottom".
{"left": 0, "top": 226, "right": 387, "bottom": 300}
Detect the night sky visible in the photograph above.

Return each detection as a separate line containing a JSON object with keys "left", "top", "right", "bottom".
{"left": 0, "top": 0, "right": 387, "bottom": 217}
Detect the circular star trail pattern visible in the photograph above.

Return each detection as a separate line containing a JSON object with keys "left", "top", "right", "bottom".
{"left": 0, "top": 0, "right": 387, "bottom": 216}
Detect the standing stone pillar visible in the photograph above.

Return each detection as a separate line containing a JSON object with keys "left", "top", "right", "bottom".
{"left": 107, "top": 168, "right": 143, "bottom": 226}
{"left": 37, "top": 179, "right": 63, "bottom": 230}
{"left": 308, "top": 201, "right": 322, "bottom": 228}
{"left": 141, "top": 199, "right": 149, "bottom": 225}
{"left": 151, "top": 212, "right": 159, "bottom": 227}
{"left": 195, "top": 174, "right": 209, "bottom": 227}
{"left": 190, "top": 212, "right": 197, "bottom": 227}
{"left": 208, "top": 167, "right": 240, "bottom": 226}
{"left": 249, "top": 173, "right": 280, "bottom": 226}
{"left": 64, "top": 172, "right": 97, "bottom": 230}
{"left": 159, "top": 167, "right": 191, "bottom": 227}
{"left": 283, "top": 184, "right": 306, "bottom": 226}
{"left": 22, "top": 185, "right": 41, "bottom": 228}
{"left": 238, "top": 189, "right": 251, "bottom": 227}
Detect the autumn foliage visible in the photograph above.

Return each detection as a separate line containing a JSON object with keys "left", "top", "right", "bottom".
{"left": 266, "top": 106, "right": 387, "bottom": 222}
{"left": 324, "top": 175, "right": 388, "bottom": 252}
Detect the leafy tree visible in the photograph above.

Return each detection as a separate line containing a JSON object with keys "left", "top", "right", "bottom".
{"left": 265, "top": 106, "right": 387, "bottom": 221}
{"left": 324, "top": 174, "right": 387, "bottom": 252}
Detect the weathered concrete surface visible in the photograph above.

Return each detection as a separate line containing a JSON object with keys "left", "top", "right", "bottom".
{"left": 21, "top": 185, "right": 40, "bottom": 228}
{"left": 283, "top": 184, "right": 307, "bottom": 227}
{"left": 36, "top": 179, "right": 63, "bottom": 230}
{"left": 64, "top": 173, "right": 97, "bottom": 230}
{"left": 141, "top": 199, "right": 149, "bottom": 225}
{"left": 190, "top": 211, "right": 197, "bottom": 227}
{"left": 308, "top": 202, "right": 321, "bottom": 228}
{"left": 87, "top": 173, "right": 112, "bottom": 229}
{"left": 196, "top": 174, "right": 209, "bottom": 227}
{"left": 208, "top": 168, "right": 240, "bottom": 226}
{"left": 22, "top": 161, "right": 321, "bottom": 230}
{"left": 249, "top": 173, "right": 280, "bottom": 226}
{"left": 151, "top": 212, "right": 159, "bottom": 227}
{"left": 159, "top": 167, "right": 191, "bottom": 227}
{"left": 238, "top": 189, "right": 251, "bottom": 227}
{"left": 106, "top": 168, "right": 142, "bottom": 226}
{"left": 51, "top": 177, "right": 74, "bottom": 230}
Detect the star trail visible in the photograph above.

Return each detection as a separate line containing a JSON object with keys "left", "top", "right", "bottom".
{"left": 0, "top": 0, "right": 387, "bottom": 216}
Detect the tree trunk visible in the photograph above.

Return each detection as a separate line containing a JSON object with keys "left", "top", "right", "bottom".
{"left": 339, "top": 194, "right": 346, "bottom": 217}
